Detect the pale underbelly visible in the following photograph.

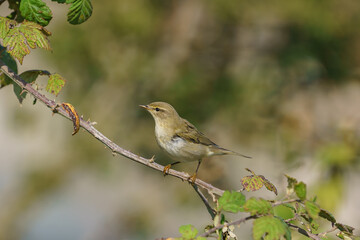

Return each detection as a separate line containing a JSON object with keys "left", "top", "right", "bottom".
{"left": 157, "top": 136, "right": 209, "bottom": 162}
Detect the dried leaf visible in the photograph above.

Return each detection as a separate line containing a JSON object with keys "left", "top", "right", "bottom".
{"left": 61, "top": 103, "right": 80, "bottom": 135}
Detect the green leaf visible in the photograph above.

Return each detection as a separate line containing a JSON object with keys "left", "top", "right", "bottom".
{"left": 243, "top": 197, "right": 273, "bottom": 215}
{"left": 179, "top": 224, "right": 198, "bottom": 240}
{"left": 67, "top": 0, "right": 92, "bottom": 25}
{"left": 319, "top": 209, "right": 336, "bottom": 224}
{"left": 305, "top": 200, "right": 320, "bottom": 219}
{"left": 20, "top": 0, "right": 53, "bottom": 26}
{"left": 253, "top": 216, "right": 290, "bottom": 240}
{"left": 46, "top": 73, "right": 66, "bottom": 96}
{"left": 294, "top": 182, "right": 306, "bottom": 200}
{"left": 0, "top": 45, "right": 18, "bottom": 88}
{"left": 274, "top": 205, "right": 295, "bottom": 220}
{"left": 218, "top": 191, "right": 245, "bottom": 213}
{"left": 2, "top": 20, "right": 51, "bottom": 64}
{"left": 52, "top": 0, "right": 66, "bottom": 3}
{"left": 335, "top": 223, "right": 354, "bottom": 235}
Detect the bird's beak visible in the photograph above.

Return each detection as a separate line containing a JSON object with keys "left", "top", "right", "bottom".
{"left": 139, "top": 104, "right": 149, "bottom": 110}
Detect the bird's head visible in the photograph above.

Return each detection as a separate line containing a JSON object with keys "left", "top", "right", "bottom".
{"left": 140, "top": 102, "right": 180, "bottom": 125}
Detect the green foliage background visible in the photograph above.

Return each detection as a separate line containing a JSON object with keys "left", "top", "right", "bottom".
{"left": 1, "top": 0, "right": 360, "bottom": 239}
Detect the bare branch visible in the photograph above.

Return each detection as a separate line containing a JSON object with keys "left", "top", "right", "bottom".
{"left": 272, "top": 199, "right": 301, "bottom": 207}
{"left": 192, "top": 185, "right": 216, "bottom": 219}
{"left": 0, "top": 60, "right": 225, "bottom": 197}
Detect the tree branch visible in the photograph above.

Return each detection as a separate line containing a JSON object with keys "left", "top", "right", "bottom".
{"left": 192, "top": 185, "right": 216, "bottom": 219}
{"left": 0, "top": 60, "right": 225, "bottom": 197}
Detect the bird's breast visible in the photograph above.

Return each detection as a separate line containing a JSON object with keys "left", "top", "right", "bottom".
{"left": 154, "top": 125, "right": 208, "bottom": 162}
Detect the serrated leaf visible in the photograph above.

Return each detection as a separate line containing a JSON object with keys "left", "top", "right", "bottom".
{"left": 241, "top": 175, "right": 264, "bottom": 192}
{"left": 218, "top": 191, "right": 245, "bottom": 213}
{"left": 179, "top": 224, "right": 198, "bottom": 239}
{"left": 0, "top": 17, "right": 16, "bottom": 39}
{"left": 67, "top": 0, "right": 92, "bottom": 25}
{"left": 46, "top": 73, "right": 66, "bottom": 96}
{"left": 319, "top": 209, "right": 336, "bottom": 224}
{"left": 2, "top": 20, "right": 51, "bottom": 64}
{"left": 259, "top": 175, "right": 278, "bottom": 195}
{"left": 241, "top": 169, "right": 278, "bottom": 195}
{"left": 253, "top": 216, "right": 290, "bottom": 240}
{"left": 243, "top": 198, "right": 273, "bottom": 215}
{"left": 294, "top": 182, "right": 306, "bottom": 200}
{"left": 335, "top": 223, "right": 354, "bottom": 235}
{"left": 20, "top": 0, "right": 52, "bottom": 26}
{"left": 305, "top": 200, "right": 320, "bottom": 219}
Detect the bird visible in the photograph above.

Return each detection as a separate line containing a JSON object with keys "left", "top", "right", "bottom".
{"left": 140, "top": 101, "right": 251, "bottom": 183}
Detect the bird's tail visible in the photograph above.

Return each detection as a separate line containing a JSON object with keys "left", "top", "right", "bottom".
{"left": 212, "top": 145, "right": 252, "bottom": 159}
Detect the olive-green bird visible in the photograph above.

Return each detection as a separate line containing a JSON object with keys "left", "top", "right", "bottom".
{"left": 140, "top": 102, "right": 251, "bottom": 182}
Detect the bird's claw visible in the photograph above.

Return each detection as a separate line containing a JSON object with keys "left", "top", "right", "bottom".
{"left": 163, "top": 164, "right": 171, "bottom": 176}
{"left": 187, "top": 173, "right": 197, "bottom": 184}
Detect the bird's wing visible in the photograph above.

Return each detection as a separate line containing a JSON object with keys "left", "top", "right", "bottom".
{"left": 174, "top": 118, "right": 217, "bottom": 146}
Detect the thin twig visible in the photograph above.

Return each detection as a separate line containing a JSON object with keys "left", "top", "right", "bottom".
{"left": 0, "top": 60, "right": 225, "bottom": 197}
{"left": 192, "top": 185, "right": 216, "bottom": 219}
{"left": 272, "top": 199, "right": 301, "bottom": 207}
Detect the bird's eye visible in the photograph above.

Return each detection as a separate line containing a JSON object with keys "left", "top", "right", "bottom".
{"left": 155, "top": 107, "right": 160, "bottom": 112}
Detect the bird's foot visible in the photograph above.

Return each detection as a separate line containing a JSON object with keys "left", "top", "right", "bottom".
{"left": 187, "top": 173, "right": 197, "bottom": 184}
{"left": 163, "top": 164, "right": 171, "bottom": 176}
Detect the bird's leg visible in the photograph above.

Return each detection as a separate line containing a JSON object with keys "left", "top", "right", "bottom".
{"left": 163, "top": 161, "right": 180, "bottom": 176}
{"left": 188, "top": 159, "right": 202, "bottom": 184}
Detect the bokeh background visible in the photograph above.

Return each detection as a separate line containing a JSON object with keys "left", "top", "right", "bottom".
{"left": 1, "top": 0, "right": 360, "bottom": 239}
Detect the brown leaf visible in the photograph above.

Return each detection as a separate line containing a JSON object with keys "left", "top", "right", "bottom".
{"left": 61, "top": 103, "right": 80, "bottom": 135}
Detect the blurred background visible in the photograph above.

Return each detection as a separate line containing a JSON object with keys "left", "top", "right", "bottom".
{"left": 1, "top": 0, "right": 360, "bottom": 239}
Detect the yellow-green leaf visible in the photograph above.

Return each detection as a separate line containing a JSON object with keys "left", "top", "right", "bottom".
{"left": 294, "top": 182, "right": 306, "bottom": 200}
{"left": 179, "top": 224, "right": 198, "bottom": 239}
{"left": 218, "top": 191, "right": 245, "bottom": 213}
{"left": 253, "top": 216, "right": 290, "bottom": 240}
{"left": 0, "top": 17, "right": 16, "bottom": 39}
{"left": 2, "top": 20, "right": 51, "bottom": 64}
{"left": 305, "top": 200, "right": 320, "bottom": 219}
{"left": 46, "top": 73, "right": 66, "bottom": 96}
{"left": 243, "top": 197, "right": 273, "bottom": 216}
{"left": 241, "top": 175, "right": 264, "bottom": 192}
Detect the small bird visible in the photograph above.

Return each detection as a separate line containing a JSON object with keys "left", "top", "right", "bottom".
{"left": 140, "top": 102, "right": 251, "bottom": 183}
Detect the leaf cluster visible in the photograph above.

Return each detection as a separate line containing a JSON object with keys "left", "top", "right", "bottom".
{"left": 0, "top": 0, "right": 92, "bottom": 101}
{"left": 177, "top": 171, "right": 358, "bottom": 240}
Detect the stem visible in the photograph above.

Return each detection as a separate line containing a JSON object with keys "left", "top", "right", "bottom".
{"left": 0, "top": 60, "right": 225, "bottom": 197}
